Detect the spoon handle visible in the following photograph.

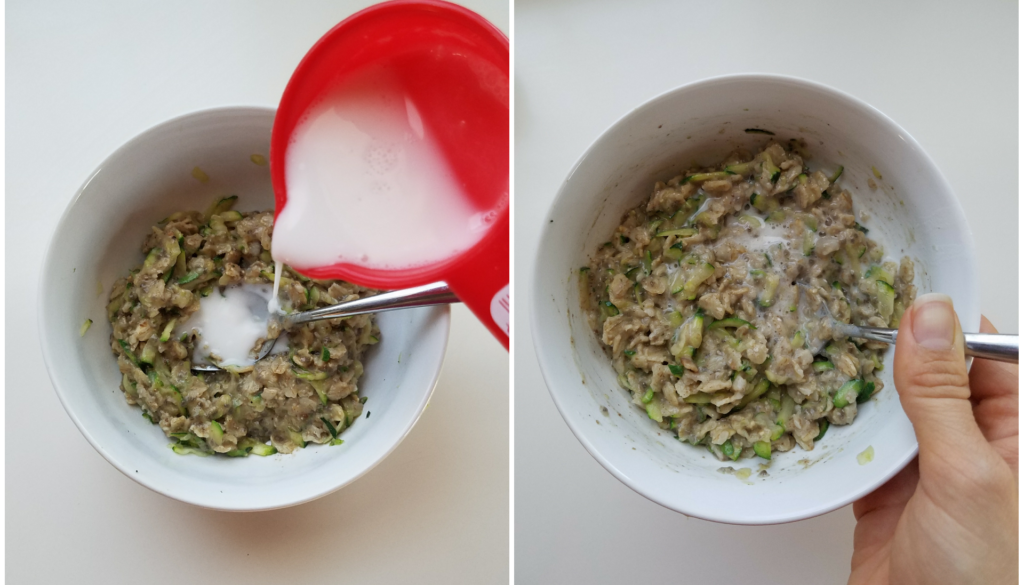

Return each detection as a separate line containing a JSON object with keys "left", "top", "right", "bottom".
{"left": 964, "top": 333, "right": 1019, "bottom": 363}
{"left": 281, "top": 282, "right": 460, "bottom": 328}
{"left": 852, "top": 327, "right": 1018, "bottom": 363}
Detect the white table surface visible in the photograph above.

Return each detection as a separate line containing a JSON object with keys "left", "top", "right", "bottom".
{"left": 513, "top": 1, "right": 1016, "bottom": 583}
{"left": 7, "top": 2, "right": 509, "bottom": 583}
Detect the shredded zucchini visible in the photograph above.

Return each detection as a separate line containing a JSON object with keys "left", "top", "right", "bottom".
{"left": 815, "top": 420, "right": 830, "bottom": 441}
{"left": 857, "top": 445, "right": 875, "bottom": 465}
{"left": 828, "top": 165, "right": 844, "bottom": 183}
{"left": 753, "top": 441, "right": 771, "bottom": 460}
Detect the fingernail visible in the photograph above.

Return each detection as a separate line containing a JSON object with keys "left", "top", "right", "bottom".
{"left": 912, "top": 293, "right": 955, "bottom": 350}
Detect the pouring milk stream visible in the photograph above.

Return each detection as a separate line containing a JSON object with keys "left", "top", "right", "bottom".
{"left": 186, "top": 2, "right": 509, "bottom": 362}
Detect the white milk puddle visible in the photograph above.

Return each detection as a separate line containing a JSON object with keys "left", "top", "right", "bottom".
{"left": 177, "top": 283, "right": 286, "bottom": 368}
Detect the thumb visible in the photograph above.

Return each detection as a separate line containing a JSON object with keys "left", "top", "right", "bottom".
{"left": 893, "top": 293, "right": 985, "bottom": 460}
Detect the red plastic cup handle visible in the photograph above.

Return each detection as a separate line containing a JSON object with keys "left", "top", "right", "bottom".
{"left": 443, "top": 212, "right": 509, "bottom": 348}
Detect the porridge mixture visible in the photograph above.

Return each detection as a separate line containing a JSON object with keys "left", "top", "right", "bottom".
{"left": 107, "top": 196, "right": 379, "bottom": 457}
{"left": 582, "top": 142, "right": 916, "bottom": 461}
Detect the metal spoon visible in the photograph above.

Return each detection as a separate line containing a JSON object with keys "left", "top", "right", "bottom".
{"left": 830, "top": 323, "right": 1018, "bottom": 363}
{"left": 795, "top": 281, "right": 1018, "bottom": 363}
{"left": 191, "top": 281, "right": 459, "bottom": 372}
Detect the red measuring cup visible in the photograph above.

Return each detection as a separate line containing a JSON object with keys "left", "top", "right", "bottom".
{"left": 270, "top": 0, "right": 509, "bottom": 349}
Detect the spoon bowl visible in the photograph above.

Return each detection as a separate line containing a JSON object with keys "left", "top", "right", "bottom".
{"left": 796, "top": 281, "right": 1018, "bottom": 363}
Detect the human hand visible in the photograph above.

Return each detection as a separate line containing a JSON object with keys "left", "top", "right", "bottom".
{"left": 849, "top": 294, "right": 1018, "bottom": 585}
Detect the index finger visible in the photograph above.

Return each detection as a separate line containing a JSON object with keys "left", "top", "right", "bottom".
{"left": 968, "top": 315, "right": 1019, "bottom": 402}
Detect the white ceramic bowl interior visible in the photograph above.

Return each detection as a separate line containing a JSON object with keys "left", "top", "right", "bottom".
{"left": 532, "top": 75, "right": 978, "bottom": 524}
{"left": 39, "top": 107, "right": 451, "bottom": 511}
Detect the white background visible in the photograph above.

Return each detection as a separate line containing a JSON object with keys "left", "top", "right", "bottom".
{"left": 7, "top": 2, "right": 509, "bottom": 583}
{"left": 514, "top": 1, "right": 1017, "bottom": 583}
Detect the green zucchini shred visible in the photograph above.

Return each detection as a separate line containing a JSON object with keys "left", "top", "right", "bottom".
{"left": 667, "top": 311, "right": 684, "bottom": 329}
{"left": 833, "top": 380, "right": 863, "bottom": 409}
{"left": 204, "top": 195, "right": 238, "bottom": 221}
{"left": 802, "top": 231, "right": 815, "bottom": 256}
{"left": 656, "top": 228, "right": 697, "bottom": 238}
{"left": 684, "top": 171, "right": 733, "bottom": 183}
{"left": 724, "top": 162, "right": 753, "bottom": 175}
{"left": 829, "top": 165, "right": 844, "bottom": 183}
{"left": 777, "top": 395, "right": 795, "bottom": 426}
{"left": 708, "top": 317, "right": 756, "bottom": 330}
{"left": 645, "top": 400, "right": 662, "bottom": 422}
{"left": 171, "top": 444, "right": 211, "bottom": 457}
{"left": 758, "top": 273, "right": 780, "bottom": 307}
{"left": 118, "top": 339, "right": 140, "bottom": 366}
{"left": 293, "top": 369, "right": 328, "bottom": 381}
{"left": 815, "top": 420, "right": 830, "bottom": 441}
{"left": 321, "top": 416, "right": 339, "bottom": 439}
{"left": 721, "top": 439, "right": 741, "bottom": 461}
{"left": 790, "top": 330, "right": 805, "bottom": 349}
{"left": 812, "top": 361, "right": 835, "bottom": 372}
{"left": 875, "top": 280, "right": 895, "bottom": 318}
{"left": 753, "top": 441, "right": 771, "bottom": 460}
{"left": 856, "top": 381, "right": 876, "bottom": 404}
{"left": 865, "top": 265, "right": 894, "bottom": 286}
{"left": 287, "top": 429, "right": 306, "bottom": 449}
{"left": 159, "top": 319, "right": 176, "bottom": 342}
{"left": 734, "top": 378, "right": 770, "bottom": 410}
{"left": 177, "top": 272, "right": 200, "bottom": 285}
{"left": 250, "top": 443, "right": 277, "bottom": 456}
{"left": 143, "top": 247, "right": 161, "bottom": 269}
{"left": 309, "top": 379, "right": 328, "bottom": 405}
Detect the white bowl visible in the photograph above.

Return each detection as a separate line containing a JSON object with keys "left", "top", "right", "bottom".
{"left": 39, "top": 107, "right": 451, "bottom": 511}
{"left": 531, "top": 74, "right": 978, "bottom": 524}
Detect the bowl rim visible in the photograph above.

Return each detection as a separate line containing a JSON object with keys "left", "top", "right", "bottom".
{"left": 530, "top": 73, "right": 975, "bottom": 524}
{"left": 37, "top": 105, "right": 452, "bottom": 511}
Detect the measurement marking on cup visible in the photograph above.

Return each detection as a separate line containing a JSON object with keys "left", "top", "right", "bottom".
{"left": 490, "top": 284, "right": 510, "bottom": 336}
